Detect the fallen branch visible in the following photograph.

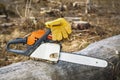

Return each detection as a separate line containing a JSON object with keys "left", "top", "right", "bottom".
{"left": 0, "top": 15, "right": 7, "bottom": 18}
{"left": 0, "top": 23, "right": 15, "bottom": 27}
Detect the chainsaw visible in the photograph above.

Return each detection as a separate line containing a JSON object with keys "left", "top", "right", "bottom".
{"left": 6, "top": 29, "right": 108, "bottom": 68}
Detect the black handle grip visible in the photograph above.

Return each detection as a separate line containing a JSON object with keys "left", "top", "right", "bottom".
{"left": 6, "top": 38, "right": 27, "bottom": 55}
{"left": 6, "top": 29, "right": 51, "bottom": 56}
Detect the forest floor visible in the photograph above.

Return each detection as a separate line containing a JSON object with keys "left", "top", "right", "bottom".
{"left": 0, "top": 0, "right": 120, "bottom": 67}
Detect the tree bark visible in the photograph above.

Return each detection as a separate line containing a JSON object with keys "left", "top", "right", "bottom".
{"left": 0, "top": 35, "right": 120, "bottom": 80}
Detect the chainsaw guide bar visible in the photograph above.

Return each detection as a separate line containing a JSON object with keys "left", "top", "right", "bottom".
{"left": 30, "top": 43, "right": 108, "bottom": 67}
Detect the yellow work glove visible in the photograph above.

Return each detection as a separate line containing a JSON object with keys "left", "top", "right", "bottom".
{"left": 45, "top": 18, "right": 72, "bottom": 41}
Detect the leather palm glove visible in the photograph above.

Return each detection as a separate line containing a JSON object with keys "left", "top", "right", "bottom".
{"left": 45, "top": 18, "right": 72, "bottom": 41}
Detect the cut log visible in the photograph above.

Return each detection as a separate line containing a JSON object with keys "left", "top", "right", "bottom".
{"left": 65, "top": 17, "right": 91, "bottom": 30}
{"left": 0, "top": 35, "right": 120, "bottom": 80}
{"left": 71, "top": 21, "right": 91, "bottom": 30}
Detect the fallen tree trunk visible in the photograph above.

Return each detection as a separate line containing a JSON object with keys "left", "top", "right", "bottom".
{"left": 0, "top": 35, "right": 120, "bottom": 80}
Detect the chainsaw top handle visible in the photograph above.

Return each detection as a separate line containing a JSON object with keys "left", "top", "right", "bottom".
{"left": 6, "top": 29, "right": 51, "bottom": 56}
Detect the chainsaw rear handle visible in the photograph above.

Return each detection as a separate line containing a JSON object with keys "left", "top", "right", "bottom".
{"left": 6, "top": 29, "right": 51, "bottom": 56}
{"left": 6, "top": 38, "right": 27, "bottom": 55}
